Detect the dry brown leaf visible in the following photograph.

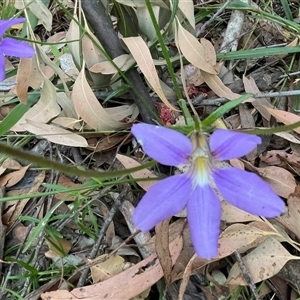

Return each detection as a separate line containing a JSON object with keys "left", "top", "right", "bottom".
{"left": 13, "top": 224, "right": 33, "bottom": 243}
{"left": 82, "top": 31, "right": 104, "bottom": 69}
{"left": 89, "top": 54, "right": 131, "bottom": 74}
{"left": 15, "top": 0, "right": 52, "bottom": 31}
{"left": 16, "top": 58, "right": 32, "bottom": 104}
{"left": 0, "top": 103, "right": 15, "bottom": 120}
{"left": 51, "top": 117, "right": 81, "bottom": 130}
{"left": 122, "top": 36, "right": 177, "bottom": 110}
{"left": 2, "top": 159, "right": 22, "bottom": 170}
{"left": 257, "top": 166, "right": 296, "bottom": 199}
{"left": 45, "top": 237, "right": 72, "bottom": 258}
{"left": 181, "top": 64, "right": 203, "bottom": 86}
{"left": 265, "top": 107, "right": 300, "bottom": 134}
{"left": 12, "top": 78, "right": 61, "bottom": 131}
{"left": 28, "top": 55, "right": 45, "bottom": 89}
{"left": 72, "top": 67, "right": 129, "bottom": 130}
{"left": 56, "top": 92, "right": 77, "bottom": 118}
{"left": 109, "top": 236, "right": 140, "bottom": 258}
{"left": 0, "top": 166, "right": 6, "bottom": 177}
{"left": 244, "top": 162, "right": 296, "bottom": 199}
{"left": 106, "top": 104, "right": 138, "bottom": 121}
{"left": 225, "top": 237, "right": 300, "bottom": 286}
{"left": 200, "top": 38, "right": 216, "bottom": 66}
{"left": 15, "top": 54, "right": 44, "bottom": 104}
{"left": 89, "top": 254, "right": 125, "bottom": 283}
{"left": 178, "top": 0, "right": 195, "bottom": 29}
{"left": 177, "top": 24, "right": 217, "bottom": 74}
{"left": 229, "top": 158, "right": 244, "bottom": 169}
{"left": 116, "top": 154, "right": 158, "bottom": 191}
{"left": 178, "top": 254, "right": 199, "bottom": 300}
{"left": 274, "top": 132, "right": 300, "bottom": 144}
{"left": 260, "top": 150, "right": 300, "bottom": 166}
{"left": 47, "top": 31, "right": 66, "bottom": 43}
{"left": 201, "top": 71, "right": 240, "bottom": 100}
{"left": 3, "top": 171, "right": 45, "bottom": 227}
{"left": 41, "top": 236, "right": 183, "bottom": 300}
{"left": 243, "top": 76, "right": 272, "bottom": 120}
{"left": 239, "top": 103, "right": 255, "bottom": 129}
{"left": 278, "top": 185, "right": 300, "bottom": 240}
{"left": 82, "top": 29, "right": 112, "bottom": 87}
{"left": 0, "top": 165, "right": 29, "bottom": 188}
{"left": 55, "top": 175, "right": 83, "bottom": 201}
{"left": 155, "top": 219, "right": 172, "bottom": 284}
{"left": 66, "top": 16, "right": 81, "bottom": 67}
{"left": 87, "top": 134, "right": 130, "bottom": 152}
{"left": 249, "top": 220, "right": 277, "bottom": 232}
{"left": 221, "top": 201, "right": 260, "bottom": 223}
{"left": 22, "top": 120, "right": 89, "bottom": 147}
{"left": 218, "top": 224, "right": 268, "bottom": 257}
{"left": 115, "top": 0, "right": 168, "bottom": 8}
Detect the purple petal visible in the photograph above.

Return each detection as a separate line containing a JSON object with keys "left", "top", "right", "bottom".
{"left": 187, "top": 184, "right": 221, "bottom": 259}
{"left": 132, "top": 123, "right": 192, "bottom": 166}
{"left": 210, "top": 129, "right": 261, "bottom": 160}
{"left": 133, "top": 174, "right": 192, "bottom": 231}
{"left": 0, "top": 54, "right": 5, "bottom": 81}
{"left": 0, "top": 18, "right": 26, "bottom": 36}
{"left": 1, "top": 38, "right": 35, "bottom": 58}
{"left": 213, "top": 168, "right": 285, "bottom": 217}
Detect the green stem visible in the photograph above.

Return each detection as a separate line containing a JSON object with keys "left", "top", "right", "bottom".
{"left": 145, "top": 0, "right": 182, "bottom": 100}
{"left": 0, "top": 142, "right": 156, "bottom": 179}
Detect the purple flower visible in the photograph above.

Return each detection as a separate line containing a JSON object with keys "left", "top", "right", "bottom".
{"left": 131, "top": 124, "right": 285, "bottom": 259}
{"left": 0, "top": 18, "right": 35, "bottom": 81}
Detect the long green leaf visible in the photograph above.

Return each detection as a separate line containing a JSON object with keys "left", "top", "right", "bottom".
{"left": 0, "top": 142, "right": 156, "bottom": 179}
{"left": 0, "top": 93, "right": 39, "bottom": 136}
{"left": 217, "top": 46, "right": 300, "bottom": 61}
{"left": 22, "top": 200, "right": 65, "bottom": 253}
{"left": 202, "top": 94, "right": 252, "bottom": 126}
{"left": 244, "top": 121, "right": 300, "bottom": 135}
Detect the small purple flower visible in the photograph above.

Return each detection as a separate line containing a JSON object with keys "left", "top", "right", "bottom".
{"left": 0, "top": 18, "right": 35, "bottom": 81}
{"left": 132, "top": 124, "right": 285, "bottom": 259}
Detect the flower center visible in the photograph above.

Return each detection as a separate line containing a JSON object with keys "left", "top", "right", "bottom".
{"left": 189, "top": 132, "right": 213, "bottom": 187}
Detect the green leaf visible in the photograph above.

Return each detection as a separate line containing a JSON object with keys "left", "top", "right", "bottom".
{"left": 178, "top": 99, "right": 194, "bottom": 126}
{"left": 0, "top": 142, "right": 156, "bottom": 180}
{"left": 22, "top": 200, "right": 65, "bottom": 253}
{"left": 245, "top": 121, "right": 300, "bottom": 135}
{"left": 217, "top": 46, "right": 300, "bottom": 61}
{"left": 202, "top": 93, "right": 253, "bottom": 127}
{"left": 0, "top": 93, "right": 39, "bottom": 136}
{"left": 111, "top": 3, "right": 138, "bottom": 37}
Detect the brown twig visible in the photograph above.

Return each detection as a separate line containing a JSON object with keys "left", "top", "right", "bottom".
{"left": 77, "top": 185, "right": 130, "bottom": 287}
{"left": 234, "top": 250, "right": 261, "bottom": 300}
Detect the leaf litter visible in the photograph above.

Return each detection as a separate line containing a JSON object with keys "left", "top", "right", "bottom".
{"left": 0, "top": 0, "right": 300, "bottom": 300}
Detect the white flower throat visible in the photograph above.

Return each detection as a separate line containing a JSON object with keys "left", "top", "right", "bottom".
{"left": 189, "top": 132, "right": 214, "bottom": 187}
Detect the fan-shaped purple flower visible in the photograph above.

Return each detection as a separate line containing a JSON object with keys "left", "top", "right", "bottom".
{"left": 0, "top": 18, "right": 35, "bottom": 81}
{"left": 131, "top": 124, "right": 285, "bottom": 259}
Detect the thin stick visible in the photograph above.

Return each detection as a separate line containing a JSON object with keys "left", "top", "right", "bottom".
{"left": 194, "top": 89, "right": 300, "bottom": 106}
{"left": 234, "top": 250, "right": 261, "bottom": 300}
{"left": 197, "top": 0, "right": 232, "bottom": 37}
{"left": 77, "top": 185, "right": 129, "bottom": 287}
